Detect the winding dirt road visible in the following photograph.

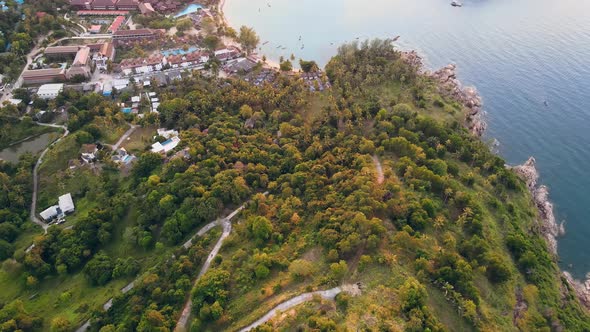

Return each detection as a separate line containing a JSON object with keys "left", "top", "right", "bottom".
{"left": 238, "top": 287, "right": 343, "bottom": 332}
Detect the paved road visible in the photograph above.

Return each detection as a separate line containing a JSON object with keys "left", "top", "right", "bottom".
{"left": 238, "top": 287, "right": 343, "bottom": 332}
{"left": 30, "top": 123, "right": 69, "bottom": 233}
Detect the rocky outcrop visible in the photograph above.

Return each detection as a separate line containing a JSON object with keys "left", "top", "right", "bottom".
{"left": 511, "top": 157, "right": 564, "bottom": 255}
{"left": 563, "top": 271, "right": 590, "bottom": 309}
{"left": 430, "top": 64, "right": 486, "bottom": 136}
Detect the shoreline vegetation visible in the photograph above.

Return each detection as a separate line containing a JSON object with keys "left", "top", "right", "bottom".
{"left": 217, "top": 0, "right": 590, "bottom": 312}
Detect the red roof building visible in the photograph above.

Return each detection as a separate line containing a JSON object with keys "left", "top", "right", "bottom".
{"left": 107, "top": 15, "right": 126, "bottom": 33}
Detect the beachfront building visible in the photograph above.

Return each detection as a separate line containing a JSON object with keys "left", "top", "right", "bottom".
{"left": 214, "top": 47, "right": 241, "bottom": 62}
{"left": 119, "top": 53, "right": 164, "bottom": 73}
{"left": 36, "top": 83, "right": 65, "bottom": 99}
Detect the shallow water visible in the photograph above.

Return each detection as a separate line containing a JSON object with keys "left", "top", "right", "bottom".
{"left": 225, "top": 0, "right": 590, "bottom": 278}
{"left": 0, "top": 132, "right": 55, "bottom": 163}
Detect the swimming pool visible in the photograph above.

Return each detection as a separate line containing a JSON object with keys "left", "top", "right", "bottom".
{"left": 161, "top": 46, "right": 198, "bottom": 56}
{"left": 122, "top": 107, "right": 132, "bottom": 114}
{"left": 174, "top": 3, "right": 202, "bottom": 18}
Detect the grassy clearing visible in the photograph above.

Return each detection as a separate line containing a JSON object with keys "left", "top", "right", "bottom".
{"left": 120, "top": 126, "right": 156, "bottom": 154}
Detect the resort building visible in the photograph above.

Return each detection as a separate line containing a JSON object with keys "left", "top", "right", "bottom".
{"left": 77, "top": 9, "right": 129, "bottom": 16}
{"left": 66, "top": 46, "right": 92, "bottom": 80}
{"left": 119, "top": 54, "right": 164, "bottom": 71}
{"left": 91, "top": 0, "right": 117, "bottom": 10}
{"left": 36, "top": 83, "right": 64, "bottom": 99}
{"left": 214, "top": 47, "right": 241, "bottom": 62}
{"left": 22, "top": 69, "right": 66, "bottom": 85}
{"left": 89, "top": 25, "right": 102, "bottom": 34}
{"left": 44, "top": 45, "right": 81, "bottom": 58}
{"left": 138, "top": 2, "right": 155, "bottom": 15}
{"left": 107, "top": 15, "right": 126, "bottom": 33}
{"left": 115, "top": 0, "right": 138, "bottom": 10}
{"left": 69, "top": 0, "right": 92, "bottom": 10}
{"left": 112, "top": 29, "right": 158, "bottom": 44}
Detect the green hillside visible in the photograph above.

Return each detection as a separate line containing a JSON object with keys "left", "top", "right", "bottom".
{"left": 0, "top": 40, "right": 588, "bottom": 332}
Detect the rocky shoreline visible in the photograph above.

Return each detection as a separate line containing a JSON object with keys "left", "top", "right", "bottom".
{"left": 401, "top": 50, "right": 590, "bottom": 309}
{"left": 511, "top": 157, "right": 565, "bottom": 255}
{"left": 401, "top": 51, "right": 486, "bottom": 137}
{"left": 511, "top": 157, "right": 590, "bottom": 308}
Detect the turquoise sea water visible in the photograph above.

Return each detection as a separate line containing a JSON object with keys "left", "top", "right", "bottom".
{"left": 225, "top": 0, "right": 590, "bottom": 279}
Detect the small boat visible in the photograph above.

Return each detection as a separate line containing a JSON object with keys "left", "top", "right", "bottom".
{"left": 263, "top": 41, "right": 269, "bottom": 45}
{"left": 451, "top": 1, "right": 462, "bottom": 7}
{"left": 276, "top": 45, "right": 282, "bottom": 49}
{"left": 544, "top": 100, "right": 549, "bottom": 107}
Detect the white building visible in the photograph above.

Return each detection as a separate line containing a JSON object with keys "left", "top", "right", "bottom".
{"left": 151, "top": 136, "right": 180, "bottom": 154}
{"left": 58, "top": 193, "right": 75, "bottom": 214}
{"left": 39, "top": 193, "right": 75, "bottom": 222}
{"left": 40, "top": 205, "right": 59, "bottom": 221}
{"left": 37, "top": 83, "right": 64, "bottom": 99}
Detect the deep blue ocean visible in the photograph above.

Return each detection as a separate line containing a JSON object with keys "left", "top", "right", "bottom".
{"left": 225, "top": 0, "right": 590, "bottom": 279}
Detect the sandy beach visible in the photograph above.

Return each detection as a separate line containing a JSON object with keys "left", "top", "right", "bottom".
{"left": 218, "top": 0, "right": 280, "bottom": 70}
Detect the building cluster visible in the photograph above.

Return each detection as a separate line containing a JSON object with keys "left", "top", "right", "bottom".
{"left": 22, "top": 42, "right": 115, "bottom": 85}
{"left": 70, "top": 0, "right": 139, "bottom": 11}
{"left": 40, "top": 193, "right": 75, "bottom": 222}
{"left": 115, "top": 46, "right": 239, "bottom": 77}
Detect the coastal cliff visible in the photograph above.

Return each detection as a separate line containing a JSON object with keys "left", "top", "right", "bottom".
{"left": 430, "top": 64, "right": 486, "bottom": 137}
{"left": 511, "top": 157, "right": 564, "bottom": 256}
{"left": 511, "top": 157, "right": 590, "bottom": 308}
{"left": 401, "top": 51, "right": 486, "bottom": 137}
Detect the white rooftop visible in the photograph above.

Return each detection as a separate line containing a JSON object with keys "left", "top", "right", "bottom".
{"left": 58, "top": 193, "right": 75, "bottom": 214}
{"left": 151, "top": 136, "right": 180, "bottom": 154}
{"left": 37, "top": 83, "right": 64, "bottom": 95}
{"left": 40, "top": 205, "right": 59, "bottom": 221}
{"left": 131, "top": 96, "right": 141, "bottom": 102}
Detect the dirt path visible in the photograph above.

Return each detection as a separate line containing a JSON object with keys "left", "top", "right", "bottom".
{"left": 238, "top": 287, "right": 344, "bottom": 332}
{"left": 372, "top": 155, "right": 384, "bottom": 184}
{"left": 30, "top": 123, "right": 69, "bottom": 233}
{"left": 111, "top": 124, "right": 137, "bottom": 151}
{"left": 174, "top": 195, "right": 263, "bottom": 331}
